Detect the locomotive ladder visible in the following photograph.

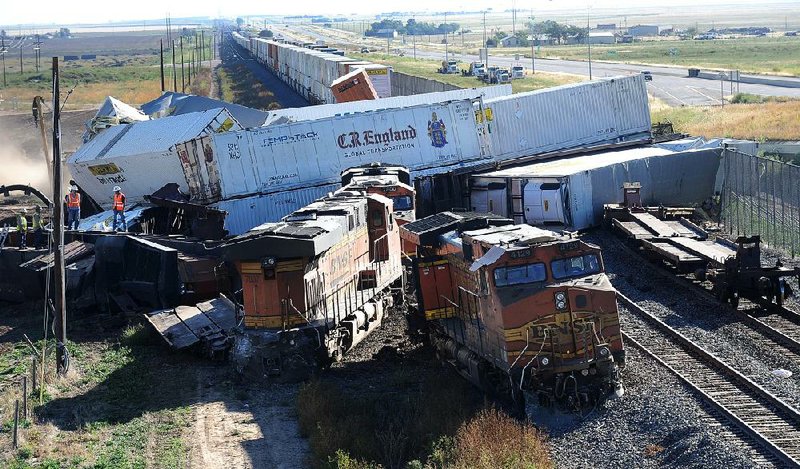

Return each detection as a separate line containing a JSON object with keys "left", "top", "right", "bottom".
{"left": 617, "top": 293, "right": 800, "bottom": 467}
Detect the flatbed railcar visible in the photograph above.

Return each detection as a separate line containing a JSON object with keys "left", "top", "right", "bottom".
{"left": 401, "top": 211, "right": 625, "bottom": 410}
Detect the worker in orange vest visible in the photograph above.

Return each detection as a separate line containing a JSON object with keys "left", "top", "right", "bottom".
{"left": 112, "top": 186, "right": 127, "bottom": 232}
{"left": 65, "top": 185, "right": 81, "bottom": 230}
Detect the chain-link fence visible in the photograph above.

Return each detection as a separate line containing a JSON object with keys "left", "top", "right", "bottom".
{"left": 720, "top": 149, "right": 800, "bottom": 256}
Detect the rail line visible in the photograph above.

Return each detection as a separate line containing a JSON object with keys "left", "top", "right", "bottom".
{"left": 617, "top": 293, "right": 800, "bottom": 467}
{"left": 610, "top": 234, "right": 800, "bottom": 363}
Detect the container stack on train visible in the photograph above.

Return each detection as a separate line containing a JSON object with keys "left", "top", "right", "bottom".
{"left": 232, "top": 31, "right": 391, "bottom": 104}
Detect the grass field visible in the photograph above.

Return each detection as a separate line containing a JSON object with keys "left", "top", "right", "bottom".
{"left": 0, "top": 32, "right": 214, "bottom": 111}
{"left": 0, "top": 307, "right": 197, "bottom": 469}
{"left": 652, "top": 98, "right": 800, "bottom": 141}
{"left": 351, "top": 53, "right": 583, "bottom": 93}
{"left": 495, "top": 37, "right": 800, "bottom": 76}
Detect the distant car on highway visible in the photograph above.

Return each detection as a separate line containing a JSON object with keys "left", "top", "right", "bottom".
{"left": 360, "top": 47, "right": 370, "bottom": 53}
{"left": 641, "top": 70, "right": 653, "bottom": 81}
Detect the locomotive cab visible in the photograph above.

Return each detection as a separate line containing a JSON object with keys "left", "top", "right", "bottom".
{"left": 401, "top": 211, "right": 624, "bottom": 410}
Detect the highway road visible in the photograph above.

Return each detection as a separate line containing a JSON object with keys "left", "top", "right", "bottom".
{"left": 276, "top": 24, "right": 800, "bottom": 107}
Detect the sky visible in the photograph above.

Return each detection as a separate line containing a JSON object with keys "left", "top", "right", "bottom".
{"left": 0, "top": 0, "right": 792, "bottom": 26}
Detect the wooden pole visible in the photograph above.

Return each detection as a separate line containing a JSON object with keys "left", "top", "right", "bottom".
{"left": 160, "top": 39, "right": 165, "bottom": 92}
{"left": 172, "top": 40, "right": 177, "bottom": 92}
{"left": 52, "top": 57, "right": 68, "bottom": 376}
{"left": 180, "top": 36, "right": 185, "bottom": 92}
{"left": 22, "top": 376, "right": 27, "bottom": 419}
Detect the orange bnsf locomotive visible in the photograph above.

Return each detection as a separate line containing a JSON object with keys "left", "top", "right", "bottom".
{"left": 401, "top": 212, "right": 624, "bottom": 409}
{"left": 223, "top": 181, "right": 404, "bottom": 380}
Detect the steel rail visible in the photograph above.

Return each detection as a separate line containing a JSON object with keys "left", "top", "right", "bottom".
{"left": 618, "top": 293, "right": 800, "bottom": 467}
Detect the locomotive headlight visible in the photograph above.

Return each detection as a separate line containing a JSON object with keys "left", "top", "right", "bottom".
{"left": 540, "top": 357, "right": 550, "bottom": 366}
{"left": 598, "top": 347, "right": 610, "bottom": 357}
{"left": 555, "top": 292, "right": 568, "bottom": 310}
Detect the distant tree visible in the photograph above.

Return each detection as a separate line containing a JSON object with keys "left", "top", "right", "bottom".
{"left": 365, "top": 19, "right": 405, "bottom": 36}
{"left": 236, "top": 17, "right": 244, "bottom": 29}
{"left": 513, "top": 30, "right": 530, "bottom": 47}
{"left": 259, "top": 29, "right": 273, "bottom": 38}
{"left": 686, "top": 26, "right": 698, "bottom": 37}
{"left": 494, "top": 31, "right": 508, "bottom": 40}
{"left": 56, "top": 28, "right": 71, "bottom": 38}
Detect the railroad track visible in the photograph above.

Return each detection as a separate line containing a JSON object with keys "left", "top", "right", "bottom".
{"left": 618, "top": 293, "right": 800, "bottom": 467}
{"left": 610, "top": 234, "right": 800, "bottom": 363}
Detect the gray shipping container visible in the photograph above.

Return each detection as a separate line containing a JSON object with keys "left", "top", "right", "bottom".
{"left": 470, "top": 146, "right": 721, "bottom": 231}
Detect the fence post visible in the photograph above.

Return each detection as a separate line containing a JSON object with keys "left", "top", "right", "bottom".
{"left": 31, "top": 357, "right": 37, "bottom": 391}
{"left": 12, "top": 399, "right": 19, "bottom": 449}
{"left": 22, "top": 376, "right": 27, "bottom": 420}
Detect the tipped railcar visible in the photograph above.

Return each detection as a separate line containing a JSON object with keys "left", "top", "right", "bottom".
{"left": 401, "top": 212, "right": 624, "bottom": 409}
{"left": 223, "top": 181, "right": 405, "bottom": 380}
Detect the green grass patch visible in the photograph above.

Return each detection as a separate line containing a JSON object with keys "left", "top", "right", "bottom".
{"left": 495, "top": 36, "right": 800, "bottom": 76}
{"left": 352, "top": 53, "right": 583, "bottom": 93}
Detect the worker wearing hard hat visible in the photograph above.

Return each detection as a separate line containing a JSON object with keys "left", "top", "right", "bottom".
{"left": 112, "top": 186, "right": 127, "bottom": 232}
{"left": 32, "top": 205, "right": 44, "bottom": 249}
{"left": 16, "top": 209, "right": 28, "bottom": 249}
{"left": 65, "top": 185, "right": 81, "bottom": 230}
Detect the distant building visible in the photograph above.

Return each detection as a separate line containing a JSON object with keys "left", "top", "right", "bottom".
{"left": 629, "top": 25, "right": 659, "bottom": 37}
{"left": 531, "top": 34, "right": 556, "bottom": 46}
{"left": 374, "top": 29, "right": 398, "bottom": 38}
{"left": 586, "top": 32, "right": 616, "bottom": 44}
{"left": 596, "top": 23, "right": 616, "bottom": 30}
{"left": 500, "top": 36, "right": 521, "bottom": 47}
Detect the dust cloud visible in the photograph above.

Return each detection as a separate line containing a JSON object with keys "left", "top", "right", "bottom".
{"left": 0, "top": 124, "right": 69, "bottom": 198}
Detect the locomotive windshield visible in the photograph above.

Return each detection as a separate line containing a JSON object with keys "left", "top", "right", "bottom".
{"left": 392, "top": 195, "right": 413, "bottom": 211}
{"left": 551, "top": 253, "right": 601, "bottom": 280}
{"left": 494, "top": 262, "right": 547, "bottom": 287}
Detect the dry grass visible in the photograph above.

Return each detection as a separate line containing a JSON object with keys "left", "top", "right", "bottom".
{"left": 448, "top": 408, "right": 552, "bottom": 469}
{"left": 651, "top": 100, "right": 800, "bottom": 141}
{"left": 0, "top": 79, "right": 162, "bottom": 112}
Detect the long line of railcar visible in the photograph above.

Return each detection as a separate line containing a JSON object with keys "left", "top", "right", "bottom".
{"left": 231, "top": 31, "right": 391, "bottom": 105}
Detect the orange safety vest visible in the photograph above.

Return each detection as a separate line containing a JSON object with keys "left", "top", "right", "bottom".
{"left": 113, "top": 192, "right": 125, "bottom": 211}
{"left": 66, "top": 192, "right": 81, "bottom": 208}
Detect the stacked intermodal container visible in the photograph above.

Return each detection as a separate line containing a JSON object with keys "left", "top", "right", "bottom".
{"left": 231, "top": 31, "right": 392, "bottom": 104}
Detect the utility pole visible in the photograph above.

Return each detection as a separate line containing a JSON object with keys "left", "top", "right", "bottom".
{"left": 34, "top": 34, "right": 42, "bottom": 72}
{"left": 19, "top": 42, "right": 23, "bottom": 74}
{"left": 1, "top": 37, "right": 7, "bottom": 87}
{"left": 444, "top": 12, "right": 448, "bottom": 63}
{"left": 587, "top": 8, "right": 592, "bottom": 80}
{"left": 201, "top": 30, "right": 205, "bottom": 65}
{"left": 483, "top": 11, "right": 487, "bottom": 48}
{"left": 172, "top": 40, "right": 177, "bottom": 92}
{"left": 180, "top": 36, "right": 185, "bottom": 92}
{"left": 51, "top": 57, "right": 67, "bottom": 376}
{"left": 160, "top": 39, "right": 165, "bottom": 92}
{"left": 530, "top": 9, "right": 535, "bottom": 74}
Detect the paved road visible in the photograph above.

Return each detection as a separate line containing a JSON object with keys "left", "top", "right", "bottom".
{"left": 277, "top": 24, "right": 800, "bottom": 107}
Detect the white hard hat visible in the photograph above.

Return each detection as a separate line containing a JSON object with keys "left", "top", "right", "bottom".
{"left": 113, "top": 186, "right": 121, "bottom": 192}
{"left": 70, "top": 185, "right": 78, "bottom": 191}
{"left": 21, "top": 208, "right": 28, "bottom": 214}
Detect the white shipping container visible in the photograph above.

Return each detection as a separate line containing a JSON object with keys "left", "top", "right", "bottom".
{"left": 214, "top": 183, "right": 340, "bottom": 235}
{"left": 263, "top": 85, "right": 512, "bottom": 125}
{"left": 470, "top": 146, "right": 720, "bottom": 231}
{"left": 70, "top": 149, "right": 189, "bottom": 209}
{"left": 211, "top": 99, "right": 487, "bottom": 200}
{"left": 484, "top": 75, "right": 651, "bottom": 161}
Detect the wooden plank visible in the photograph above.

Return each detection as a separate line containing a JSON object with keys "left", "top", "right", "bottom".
{"left": 631, "top": 212, "right": 679, "bottom": 237}
{"left": 669, "top": 238, "right": 736, "bottom": 265}
{"left": 174, "top": 305, "right": 222, "bottom": 339}
{"left": 613, "top": 219, "right": 654, "bottom": 239}
{"left": 643, "top": 240, "right": 703, "bottom": 264}
{"left": 197, "top": 298, "right": 237, "bottom": 331}
{"left": 146, "top": 310, "right": 199, "bottom": 349}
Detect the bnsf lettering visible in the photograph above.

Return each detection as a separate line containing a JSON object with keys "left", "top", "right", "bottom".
{"left": 337, "top": 126, "right": 417, "bottom": 149}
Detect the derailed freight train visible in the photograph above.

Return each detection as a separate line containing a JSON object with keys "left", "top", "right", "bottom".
{"left": 222, "top": 168, "right": 406, "bottom": 380}
{"left": 401, "top": 211, "right": 625, "bottom": 409}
